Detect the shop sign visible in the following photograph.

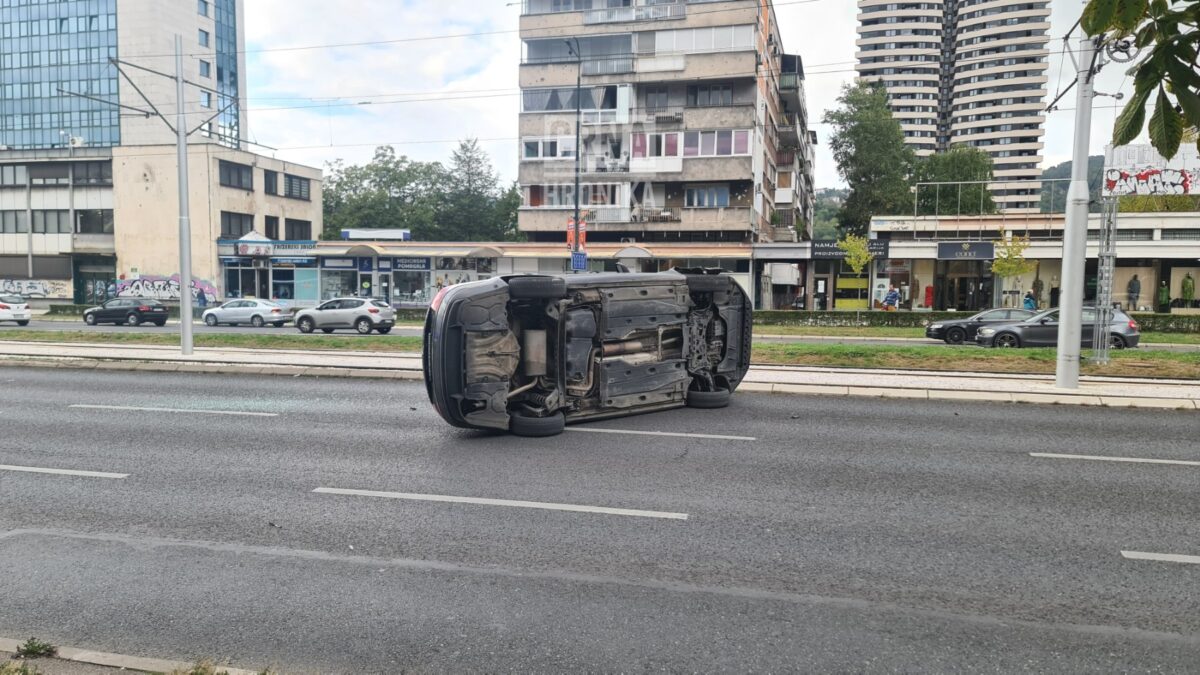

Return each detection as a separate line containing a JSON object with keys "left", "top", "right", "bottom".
{"left": 237, "top": 242, "right": 275, "bottom": 257}
{"left": 378, "top": 258, "right": 392, "bottom": 271}
{"left": 811, "top": 239, "right": 889, "bottom": 260}
{"left": 272, "top": 257, "right": 316, "bottom": 265}
{"left": 321, "top": 257, "right": 356, "bottom": 269}
{"left": 393, "top": 257, "right": 432, "bottom": 272}
{"left": 358, "top": 257, "right": 374, "bottom": 273}
{"left": 937, "top": 242, "right": 995, "bottom": 260}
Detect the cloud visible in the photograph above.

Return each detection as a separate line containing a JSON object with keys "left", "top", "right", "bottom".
{"left": 247, "top": 1, "right": 1128, "bottom": 189}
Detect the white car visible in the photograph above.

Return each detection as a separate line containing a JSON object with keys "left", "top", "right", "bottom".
{"left": 0, "top": 295, "right": 31, "bottom": 326}
{"left": 202, "top": 299, "right": 292, "bottom": 327}
{"left": 295, "top": 298, "right": 396, "bottom": 335}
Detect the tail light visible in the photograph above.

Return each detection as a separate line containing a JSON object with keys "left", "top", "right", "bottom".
{"left": 271, "top": 308, "right": 282, "bottom": 314}
{"left": 430, "top": 287, "right": 450, "bottom": 312}
{"left": 0, "top": 304, "right": 8, "bottom": 310}
{"left": 368, "top": 308, "right": 380, "bottom": 314}
{"left": 1128, "top": 320, "right": 1138, "bottom": 330}
{"left": 138, "top": 305, "right": 151, "bottom": 311}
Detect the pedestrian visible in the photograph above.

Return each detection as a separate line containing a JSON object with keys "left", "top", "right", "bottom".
{"left": 1023, "top": 290, "right": 1036, "bottom": 311}
{"left": 883, "top": 285, "right": 900, "bottom": 311}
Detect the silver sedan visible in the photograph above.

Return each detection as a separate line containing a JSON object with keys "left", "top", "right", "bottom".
{"left": 202, "top": 299, "right": 292, "bottom": 327}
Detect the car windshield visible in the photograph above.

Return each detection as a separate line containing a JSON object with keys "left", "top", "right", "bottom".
{"left": 1028, "top": 310, "right": 1057, "bottom": 322}
{"left": 0, "top": 295, "right": 25, "bottom": 304}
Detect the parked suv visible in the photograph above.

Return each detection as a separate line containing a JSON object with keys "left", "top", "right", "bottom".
{"left": 83, "top": 297, "right": 168, "bottom": 327}
{"left": 295, "top": 298, "right": 395, "bottom": 335}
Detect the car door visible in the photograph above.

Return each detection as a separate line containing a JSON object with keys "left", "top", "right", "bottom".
{"left": 99, "top": 299, "right": 126, "bottom": 322}
{"left": 970, "top": 309, "right": 1008, "bottom": 337}
{"left": 1080, "top": 308, "right": 1099, "bottom": 347}
{"left": 335, "top": 299, "right": 364, "bottom": 327}
{"left": 1023, "top": 310, "right": 1059, "bottom": 346}
{"left": 312, "top": 300, "right": 342, "bottom": 328}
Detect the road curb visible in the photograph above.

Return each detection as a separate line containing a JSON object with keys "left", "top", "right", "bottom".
{"left": 1, "top": 354, "right": 1194, "bottom": 410}
{"left": 0, "top": 637, "right": 259, "bottom": 675}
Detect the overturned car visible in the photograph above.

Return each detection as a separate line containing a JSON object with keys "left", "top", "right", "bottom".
{"left": 423, "top": 270, "right": 752, "bottom": 436}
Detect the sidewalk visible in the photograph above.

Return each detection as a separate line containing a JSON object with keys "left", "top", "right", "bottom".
{"left": 0, "top": 340, "right": 1196, "bottom": 410}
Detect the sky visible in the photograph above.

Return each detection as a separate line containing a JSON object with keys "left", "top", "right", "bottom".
{"left": 242, "top": 0, "right": 1133, "bottom": 189}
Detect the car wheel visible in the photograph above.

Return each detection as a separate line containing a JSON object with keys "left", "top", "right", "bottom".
{"left": 126, "top": 313, "right": 141, "bottom": 327}
{"left": 945, "top": 327, "right": 966, "bottom": 345}
{"left": 355, "top": 318, "right": 373, "bottom": 334}
{"left": 507, "top": 276, "right": 568, "bottom": 300}
{"left": 377, "top": 326, "right": 392, "bottom": 335}
{"left": 16, "top": 320, "right": 28, "bottom": 327}
{"left": 204, "top": 314, "right": 218, "bottom": 327}
{"left": 322, "top": 328, "right": 335, "bottom": 334}
{"left": 154, "top": 320, "right": 166, "bottom": 327}
{"left": 510, "top": 410, "right": 566, "bottom": 437}
{"left": 297, "top": 317, "right": 315, "bottom": 334}
{"left": 1109, "top": 334, "right": 1127, "bottom": 350}
{"left": 684, "top": 273, "right": 729, "bottom": 293}
{"left": 686, "top": 387, "right": 731, "bottom": 409}
{"left": 995, "top": 333, "right": 1020, "bottom": 348}
{"left": 250, "top": 315, "right": 265, "bottom": 328}
{"left": 84, "top": 313, "right": 97, "bottom": 326}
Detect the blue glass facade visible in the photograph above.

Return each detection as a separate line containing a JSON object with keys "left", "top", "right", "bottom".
{"left": 0, "top": 0, "right": 120, "bottom": 149}
{"left": 214, "top": 0, "right": 240, "bottom": 147}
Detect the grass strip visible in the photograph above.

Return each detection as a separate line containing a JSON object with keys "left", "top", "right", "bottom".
{"left": 0, "top": 330, "right": 423, "bottom": 353}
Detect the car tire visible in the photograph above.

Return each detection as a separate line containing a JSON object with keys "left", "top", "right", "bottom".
{"left": 507, "top": 276, "right": 568, "bottom": 300}
{"left": 322, "top": 328, "right": 335, "bottom": 334}
{"left": 684, "top": 273, "right": 729, "bottom": 293}
{"left": 510, "top": 410, "right": 566, "bottom": 437}
{"left": 154, "top": 320, "right": 166, "bottom": 327}
{"left": 995, "top": 333, "right": 1020, "bottom": 348}
{"left": 355, "top": 318, "right": 373, "bottom": 334}
{"left": 126, "top": 313, "right": 141, "bottom": 327}
{"left": 1109, "top": 334, "right": 1127, "bottom": 350}
{"left": 377, "top": 327, "right": 392, "bottom": 335}
{"left": 16, "top": 320, "right": 28, "bottom": 327}
{"left": 251, "top": 315, "right": 265, "bottom": 328}
{"left": 297, "top": 317, "right": 315, "bottom": 334}
{"left": 204, "top": 314, "right": 218, "bottom": 327}
{"left": 945, "top": 327, "right": 966, "bottom": 345}
{"left": 686, "top": 387, "right": 731, "bottom": 409}
{"left": 84, "top": 313, "right": 97, "bottom": 326}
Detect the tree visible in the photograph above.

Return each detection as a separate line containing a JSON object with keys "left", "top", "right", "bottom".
{"left": 1082, "top": 0, "right": 1200, "bottom": 159}
{"left": 441, "top": 139, "right": 519, "bottom": 242}
{"left": 912, "top": 146, "right": 998, "bottom": 216}
{"left": 812, "top": 189, "right": 845, "bottom": 239}
{"left": 837, "top": 234, "right": 875, "bottom": 311}
{"left": 321, "top": 146, "right": 447, "bottom": 240}
{"left": 823, "top": 82, "right": 916, "bottom": 235}
{"left": 1040, "top": 156, "right": 1105, "bottom": 213}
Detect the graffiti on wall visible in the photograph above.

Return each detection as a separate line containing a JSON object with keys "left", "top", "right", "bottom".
{"left": 115, "top": 275, "right": 217, "bottom": 304}
{"left": 1104, "top": 167, "right": 1197, "bottom": 196}
{"left": 0, "top": 279, "right": 72, "bottom": 298}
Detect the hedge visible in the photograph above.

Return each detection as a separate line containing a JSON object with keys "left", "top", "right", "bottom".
{"left": 48, "top": 303, "right": 430, "bottom": 323}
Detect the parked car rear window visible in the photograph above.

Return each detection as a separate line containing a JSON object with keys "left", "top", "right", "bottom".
{"left": 0, "top": 295, "right": 25, "bottom": 304}
{"left": 371, "top": 300, "right": 390, "bottom": 309}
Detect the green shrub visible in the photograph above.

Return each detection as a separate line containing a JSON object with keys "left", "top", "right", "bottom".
{"left": 14, "top": 638, "right": 55, "bottom": 658}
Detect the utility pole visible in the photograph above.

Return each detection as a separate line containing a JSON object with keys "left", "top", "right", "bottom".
{"left": 1055, "top": 35, "right": 1098, "bottom": 389}
{"left": 175, "top": 35, "right": 195, "bottom": 355}
{"left": 565, "top": 38, "right": 583, "bottom": 271}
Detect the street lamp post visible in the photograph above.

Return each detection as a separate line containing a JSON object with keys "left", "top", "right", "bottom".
{"left": 565, "top": 38, "right": 582, "bottom": 270}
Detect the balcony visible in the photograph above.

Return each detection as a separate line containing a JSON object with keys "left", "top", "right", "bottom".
{"left": 584, "top": 2, "right": 685, "bottom": 24}
{"left": 581, "top": 56, "right": 635, "bottom": 76}
{"left": 778, "top": 113, "right": 803, "bottom": 150}
{"left": 779, "top": 54, "right": 805, "bottom": 111}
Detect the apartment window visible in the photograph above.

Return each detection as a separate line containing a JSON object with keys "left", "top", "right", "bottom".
{"left": 199, "top": 60, "right": 211, "bottom": 78}
{"left": 73, "top": 161, "right": 112, "bottom": 185}
{"left": 522, "top": 138, "right": 574, "bottom": 159}
{"left": 685, "top": 185, "right": 731, "bottom": 208}
{"left": 644, "top": 86, "right": 669, "bottom": 112}
{"left": 201, "top": 91, "right": 212, "bottom": 108}
{"left": 198, "top": 0, "right": 209, "bottom": 16}
{"left": 199, "top": 29, "right": 210, "bottom": 47}
{"left": 682, "top": 130, "right": 750, "bottom": 157}
{"left": 0, "top": 211, "right": 28, "bottom": 234}
{"left": 284, "top": 219, "right": 312, "bottom": 240}
{"left": 76, "top": 209, "right": 114, "bottom": 234}
{"left": 283, "top": 174, "right": 311, "bottom": 200}
{"left": 265, "top": 216, "right": 279, "bottom": 239}
{"left": 32, "top": 210, "right": 71, "bottom": 234}
{"left": 687, "top": 84, "right": 732, "bottom": 107}
{"left": 525, "top": 184, "right": 619, "bottom": 208}
{"left": 220, "top": 211, "right": 254, "bottom": 238}
{"left": 0, "top": 165, "right": 28, "bottom": 186}
{"left": 264, "top": 170, "right": 278, "bottom": 195}
{"left": 219, "top": 160, "right": 253, "bottom": 190}
{"left": 631, "top": 132, "right": 680, "bottom": 158}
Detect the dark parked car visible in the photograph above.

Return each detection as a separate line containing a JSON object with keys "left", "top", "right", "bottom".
{"left": 976, "top": 307, "right": 1140, "bottom": 349}
{"left": 926, "top": 308, "right": 1036, "bottom": 344}
{"left": 423, "top": 270, "right": 752, "bottom": 437}
{"left": 83, "top": 297, "right": 168, "bottom": 326}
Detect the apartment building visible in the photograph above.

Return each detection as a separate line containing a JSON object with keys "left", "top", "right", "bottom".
{"left": 856, "top": 0, "right": 1050, "bottom": 212}
{"left": 517, "top": 0, "right": 816, "bottom": 253}
{"left": 0, "top": 0, "right": 321, "bottom": 304}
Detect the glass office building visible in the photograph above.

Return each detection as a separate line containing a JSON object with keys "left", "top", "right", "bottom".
{"left": 213, "top": 0, "right": 240, "bottom": 147}
{"left": 0, "top": 0, "right": 121, "bottom": 149}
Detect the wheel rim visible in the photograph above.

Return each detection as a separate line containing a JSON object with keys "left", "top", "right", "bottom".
{"left": 252, "top": 316, "right": 263, "bottom": 327}
{"left": 357, "top": 320, "right": 371, "bottom": 334}
{"left": 1109, "top": 335, "right": 1125, "bottom": 350}
{"left": 85, "top": 315, "right": 95, "bottom": 324}
{"left": 997, "top": 334, "right": 1017, "bottom": 348}
{"left": 128, "top": 314, "right": 138, "bottom": 325}
{"left": 205, "top": 316, "right": 216, "bottom": 326}
{"left": 947, "top": 329, "right": 964, "bottom": 344}
{"left": 300, "top": 319, "right": 312, "bottom": 332}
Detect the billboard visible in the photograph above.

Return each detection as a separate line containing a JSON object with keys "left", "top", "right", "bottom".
{"left": 1103, "top": 144, "right": 1199, "bottom": 196}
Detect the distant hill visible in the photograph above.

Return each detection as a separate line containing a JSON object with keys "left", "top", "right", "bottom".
{"left": 1040, "top": 156, "right": 1104, "bottom": 213}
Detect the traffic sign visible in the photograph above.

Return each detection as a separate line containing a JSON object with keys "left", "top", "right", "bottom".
{"left": 571, "top": 251, "right": 588, "bottom": 272}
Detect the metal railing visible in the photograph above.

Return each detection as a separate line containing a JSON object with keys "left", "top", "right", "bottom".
{"left": 582, "top": 56, "right": 635, "bottom": 75}
{"left": 583, "top": 2, "right": 685, "bottom": 24}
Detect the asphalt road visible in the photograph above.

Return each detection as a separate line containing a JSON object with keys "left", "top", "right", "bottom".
{"left": 3, "top": 319, "right": 1197, "bottom": 350}
{"left": 0, "top": 368, "right": 1197, "bottom": 672}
